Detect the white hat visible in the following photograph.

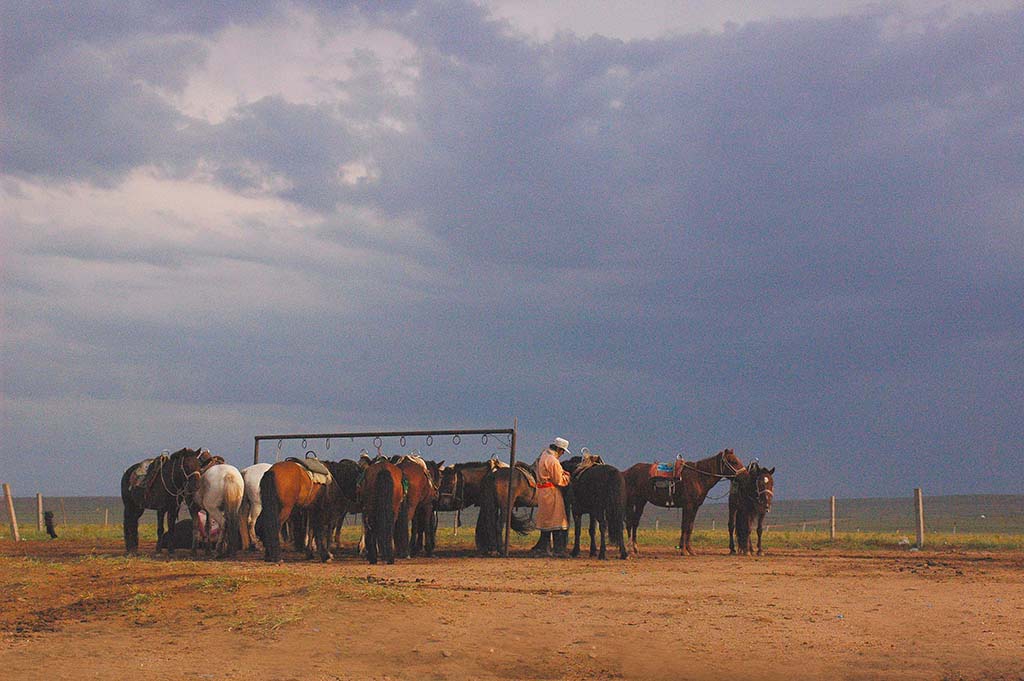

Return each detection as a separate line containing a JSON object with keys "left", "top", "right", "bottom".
{"left": 551, "top": 437, "right": 570, "bottom": 453}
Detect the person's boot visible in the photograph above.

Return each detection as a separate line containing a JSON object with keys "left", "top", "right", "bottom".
{"left": 552, "top": 529, "right": 569, "bottom": 557}
{"left": 529, "top": 531, "right": 552, "bottom": 556}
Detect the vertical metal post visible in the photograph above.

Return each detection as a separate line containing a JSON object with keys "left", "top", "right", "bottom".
{"left": 3, "top": 484, "right": 20, "bottom": 541}
{"left": 914, "top": 488, "right": 924, "bottom": 549}
{"left": 253, "top": 438, "right": 260, "bottom": 465}
{"left": 503, "top": 418, "right": 518, "bottom": 557}
{"left": 36, "top": 493, "right": 43, "bottom": 532}
{"left": 59, "top": 498, "right": 67, "bottom": 527}
{"left": 829, "top": 496, "right": 836, "bottom": 542}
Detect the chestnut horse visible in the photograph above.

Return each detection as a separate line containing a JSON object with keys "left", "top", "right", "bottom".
{"left": 257, "top": 459, "right": 337, "bottom": 563}
{"left": 120, "top": 447, "right": 204, "bottom": 555}
{"left": 624, "top": 448, "right": 746, "bottom": 556}
{"left": 392, "top": 456, "right": 443, "bottom": 558}
{"left": 358, "top": 460, "right": 404, "bottom": 564}
{"left": 729, "top": 462, "right": 775, "bottom": 556}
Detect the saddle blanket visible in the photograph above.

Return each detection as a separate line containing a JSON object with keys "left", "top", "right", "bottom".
{"left": 650, "top": 459, "right": 686, "bottom": 480}
{"left": 517, "top": 462, "right": 538, "bottom": 488}
{"left": 128, "top": 455, "right": 168, "bottom": 492}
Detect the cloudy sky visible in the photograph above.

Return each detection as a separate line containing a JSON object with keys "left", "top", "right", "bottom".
{"left": 2, "top": 1, "right": 1021, "bottom": 498}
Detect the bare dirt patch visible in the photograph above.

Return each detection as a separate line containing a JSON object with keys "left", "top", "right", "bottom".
{"left": 1, "top": 539, "right": 1022, "bottom": 680}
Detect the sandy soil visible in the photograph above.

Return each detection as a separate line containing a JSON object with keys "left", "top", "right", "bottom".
{"left": 1, "top": 539, "right": 1022, "bottom": 680}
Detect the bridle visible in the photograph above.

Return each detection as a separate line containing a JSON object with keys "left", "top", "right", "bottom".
{"left": 754, "top": 474, "right": 774, "bottom": 512}
{"left": 680, "top": 452, "right": 747, "bottom": 480}
{"left": 158, "top": 452, "right": 201, "bottom": 509}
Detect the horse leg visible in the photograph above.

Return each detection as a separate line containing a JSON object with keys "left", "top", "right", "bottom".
{"left": 123, "top": 502, "right": 144, "bottom": 556}
{"left": 571, "top": 510, "right": 582, "bottom": 558}
{"left": 756, "top": 514, "right": 765, "bottom": 556}
{"left": 364, "top": 514, "right": 378, "bottom": 565}
{"left": 628, "top": 500, "right": 644, "bottom": 556}
{"left": 682, "top": 507, "right": 697, "bottom": 556}
{"left": 424, "top": 507, "right": 437, "bottom": 557}
{"left": 589, "top": 514, "right": 599, "bottom": 559}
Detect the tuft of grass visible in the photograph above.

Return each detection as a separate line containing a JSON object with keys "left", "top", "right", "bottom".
{"left": 196, "top": 575, "right": 244, "bottom": 593}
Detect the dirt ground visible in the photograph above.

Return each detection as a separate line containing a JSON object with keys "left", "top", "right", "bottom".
{"left": 1, "top": 539, "right": 1022, "bottom": 681}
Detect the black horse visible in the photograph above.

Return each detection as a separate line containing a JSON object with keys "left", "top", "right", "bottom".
{"left": 565, "top": 455, "right": 629, "bottom": 560}
{"left": 120, "top": 448, "right": 205, "bottom": 555}
{"left": 728, "top": 462, "right": 775, "bottom": 556}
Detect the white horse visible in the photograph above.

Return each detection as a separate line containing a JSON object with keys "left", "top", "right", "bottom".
{"left": 195, "top": 463, "right": 244, "bottom": 557}
{"left": 239, "top": 463, "right": 272, "bottom": 552}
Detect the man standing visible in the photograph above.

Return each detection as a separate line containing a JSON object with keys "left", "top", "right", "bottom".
{"left": 531, "top": 437, "right": 572, "bottom": 557}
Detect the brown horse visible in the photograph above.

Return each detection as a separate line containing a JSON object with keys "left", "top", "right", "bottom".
{"left": 392, "top": 455, "right": 442, "bottom": 558}
{"left": 475, "top": 462, "right": 538, "bottom": 556}
{"left": 257, "top": 459, "right": 337, "bottom": 563}
{"left": 120, "top": 447, "right": 205, "bottom": 555}
{"left": 624, "top": 448, "right": 746, "bottom": 556}
{"left": 436, "top": 458, "right": 505, "bottom": 530}
{"left": 358, "top": 459, "right": 403, "bottom": 564}
{"left": 729, "top": 462, "right": 775, "bottom": 556}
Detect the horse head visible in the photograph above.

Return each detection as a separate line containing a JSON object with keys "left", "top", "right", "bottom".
{"left": 755, "top": 466, "right": 775, "bottom": 513}
{"left": 168, "top": 447, "right": 204, "bottom": 499}
{"left": 718, "top": 449, "right": 746, "bottom": 478}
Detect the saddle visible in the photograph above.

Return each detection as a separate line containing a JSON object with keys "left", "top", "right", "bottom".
{"left": 393, "top": 454, "right": 436, "bottom": 490}
{"left": 286, "top": 456, "right": 333, "bottom": 485}
{"left": 516, "top": 461, "right": 538, "bottom": 488}
{"left": 128, "top": 456, "right": 163, "bottom": 492}
{"left": 572, "top": 453, "right": 604, "bottom": 479}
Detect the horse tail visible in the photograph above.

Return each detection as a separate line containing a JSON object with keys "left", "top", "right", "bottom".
{"left": 607, "top": 471, "right": 627, "bottom": 555}
{"left": 475, "top": 473, "right": 498, "bottom": 553}
{"left": 375, "top": 468, "right": 396, "bottom": 564}
{"left": 222, "top": 475, "right": 244, "bottom": 556}
{"left": 259, "top": 468, "right": 281, "bottom": 562}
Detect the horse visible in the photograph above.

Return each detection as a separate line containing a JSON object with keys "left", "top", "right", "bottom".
{"left": 475, "top": 462, "right": 539, "bottom": 556}
{"left": 322, "top": 459, "right": 362, "bottom": 552}
{"left": 565, "top": 454, "right": 629, "bottom": 560}
{"left": 729, "top": 462, "right": 775, "bottom": 556}
{"left": 624, "top": 448, "right": 747, "bottom": 556}
{"left": 257, "top": 458, "right": 337, "bottom": 563}
{"left": 392, "top": 456, "right": 442, "bottom": 558}
{"left": 194, "top": 463, "right": 244, "bottom": 557}
{"left": 436, "top": 457, "right": 506, "bottom": 531}
{"left": 120, "top": 447, "right": 205, "bottom": 555}
{"left": 240, "top": 463, "right": 272, "bottom": 552}
{"left": 358, "top": 459, "right": 403, "bottom": 564}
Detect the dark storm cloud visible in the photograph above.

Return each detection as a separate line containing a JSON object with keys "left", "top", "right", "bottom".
{"left": 1, "top": 1, "right": 1022, "bottom": 497}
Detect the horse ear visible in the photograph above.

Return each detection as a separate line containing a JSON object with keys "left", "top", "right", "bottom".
{"left": 768, "top": 467, "right": 775, "bottom": 475}
{"left": 438, "top": 460, "right": 445, "bottom": 468}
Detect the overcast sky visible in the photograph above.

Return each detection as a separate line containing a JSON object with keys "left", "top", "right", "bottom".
{"left": 2, "top": 1, "right": 1022, "bottom": 498}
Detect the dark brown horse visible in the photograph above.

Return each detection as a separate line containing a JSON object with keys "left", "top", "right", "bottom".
{"left": 391, "top": 455, "right": 442, "bottom": 558}
{"left": 257, "top": 459, "right": 337, "bottom": 563}
{"left": 358, "top": 459, "right": 403, "bottom": 564}
{"left": 120, "top": 448, "right": 204, "bottom": 555}
{"left": 624, "top": 448, "right": 746, "bottom": 556}
{"left": 475, "top": 462, "right": 538, "bottom": 556}
{"left": 565, "top": 454, "right": 629, "bottom": 560}
{"left": 436, "top": 458, "right": 506, "bottom": 531}
{"left": 729, "top": 462, "right": 775, "bottom": 556}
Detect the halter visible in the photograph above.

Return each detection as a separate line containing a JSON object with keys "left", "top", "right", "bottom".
{"left": 754, "top": 475, "right": 774, "bottom": 511}
{"left": 158, "top": 452, "right": 201, "bottom": 510}
{"left": 680, "top": 452, "right": 747, "bottom": 480}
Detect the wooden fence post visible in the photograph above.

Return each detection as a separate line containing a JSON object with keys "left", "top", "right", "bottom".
{"left": 104, "top": 508, "right": 110, "bottom": 528}
{"left": 914, "top": 488, "right": 924, "bottom": 549}
{"left": 37, "top": 493, "right": 44, "bottom": 532}
{"left": 829, "top": 496, "right": 836, "bottom": 542}
{"left": 3, "top": 483, "right": 20, "bottom": 542}
{"left": 60, "top": 498, "right": 67, "bottom": 527}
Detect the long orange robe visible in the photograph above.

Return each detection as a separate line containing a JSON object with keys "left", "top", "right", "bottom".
{"left": 533, "top": 448, "right": 570, "bottom": 531}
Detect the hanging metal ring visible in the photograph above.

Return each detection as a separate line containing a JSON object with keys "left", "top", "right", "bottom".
{"left": 301, "top": 439, "right": 307, "bottom": 449}
{"left": 426, "top": 435, "right": 433, "bottom": 447}
{"left": 481, "top": 434, "right": 488, "bottom": 445}
{"left": 373, "top": 436, "right": 382, "bottom": 449}
{"left": 453, "top": 435, "right": 461, "bottom": 446}
{"left": 400, "top": 436, "right": 406, "bottom": 448}
{"left": 325, "top": 438, "right": 331, "bottom": 450}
